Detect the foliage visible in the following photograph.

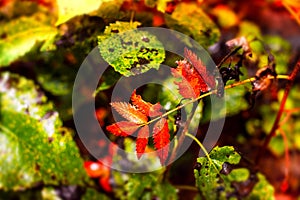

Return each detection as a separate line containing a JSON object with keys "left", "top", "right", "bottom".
{"left": 0, "top": 14, "right": 57, "bottom": 67}
{"left": 194, "top": 146, "right": 274, "bottom": 200}
{"left": 113, "top": 169, "right": 177, "bottom": 200}
{"left": 98, "top": 21, "right": 165, "bottom": 77}
{"left": 171, "top": 48, "right": 216, "bottom": 98}
{"left": 165, "top": 2, "right": 220, "bottom": 48}
{"left": 0, "top": 0, "right": 300, "bottom": 199}
{"left": 0, "top": 73, "right": 89, "bottom": 190}
{"left": 106, "top": 90, "right": 169, "bottom": 165}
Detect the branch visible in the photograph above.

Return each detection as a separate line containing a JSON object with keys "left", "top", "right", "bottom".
{"left": 256, "top": 61, "right": 300, "bottom": 163}
{"left": 145, "top": 74, "right": 289, "bottom": 126}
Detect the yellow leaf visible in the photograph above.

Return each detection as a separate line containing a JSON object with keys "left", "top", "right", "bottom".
{"left": 55, "top": 0, "right": 105, "bottom": 25}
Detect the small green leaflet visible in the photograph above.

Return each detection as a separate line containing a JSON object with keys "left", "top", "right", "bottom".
{"left": 194, "top": 146, "right": 274, "bottom": 200}
{"left": 98, "top": 21, "right": 165, "bottom": 77}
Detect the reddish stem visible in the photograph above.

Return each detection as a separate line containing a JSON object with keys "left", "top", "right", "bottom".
{"left": 256, "top": 61, "right": 300, "bottom": 163}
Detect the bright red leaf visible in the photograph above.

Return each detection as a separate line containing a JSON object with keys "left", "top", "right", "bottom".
{"left": 153, "top": 118, "right": 170, "bottom": 165}
{"left": 171, "top": 48, "right": 216, "bottom": 98}
{"left": 136, "top": 125, "right": 150, "bottom": 159}
{"left": 107, "top": 90, "right": 170, "bottom": 165}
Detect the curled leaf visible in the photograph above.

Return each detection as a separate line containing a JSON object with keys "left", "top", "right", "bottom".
{"left": 130, "top": 89, "right": 163, "bottom": 117}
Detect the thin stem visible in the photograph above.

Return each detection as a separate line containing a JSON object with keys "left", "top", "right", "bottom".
{"left": 174, "top": 185, "right": 198, "bottom": 192}
{"left": 145, "top": 74, "right": 290, "bottom": 126}
{"left": 186, "top": 133, "right": 219, "bottom": 173}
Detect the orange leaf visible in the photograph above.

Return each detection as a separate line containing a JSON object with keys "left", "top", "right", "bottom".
{"left": 110, "top": 102, "right": 148, "bottom": 124}
{"left": 136, "top": 125, "right": 150, "bottom": 159}
{"left": 106, "top": 121, "right": 140, "bottom": 136}
{"left": 184, "top": 48, "right": 216, "bottom": 90}
{"left": 171, "top": 48, "right": 216, "bottom": 98}
{"left": 153, "top": 118, "right": 170, "bottom": 165}
{"left": 171, "top": 60, "right": 201, "bottom": 98}
{"left": 130, "top": 90, "right": 163, "bottom": 117}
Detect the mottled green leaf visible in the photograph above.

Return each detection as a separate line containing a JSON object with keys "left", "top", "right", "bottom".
{"left": 0, "top": 73, "right": 89, "bottom": 190}
{"left": 164, "top": 2, "right": 220, "bottom": 48}
{"left": 194, "top": 146, "right": 274, "bottom": 199}
{"left": 194, "top": 146, "right": 240, "bottom": 199}
{"left": 98, "top": 22, "right": 165, "bottom": 77}
{"left": 0, "top": 14, "right": 57, "bottom": 67}
{"left": 245, "top": 173, "right": 275, "bottom": 200}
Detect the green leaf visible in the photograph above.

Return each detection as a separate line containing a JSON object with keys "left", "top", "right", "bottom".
{"left": 245, "top": 173, "right": 275, "bottom": 200}
{"left": 194, "top": 146, "right": 275, "bottom": 199}
{"left": 263, "top": 35, "right": 291, "bottom": 74}
{"left": 98, "top": 22, "right": 165, "bottom": 77}
{"left": 125, "top": 173, "right": 156, "bottom": 200}
{"left": 113, "top": 172, "right": 177, "bottom": 200}
{"left": 0, "top": 14, "right": 57, "bottom": 67}
{"left": 164, "top": 2, "right": 220, "bottom": 48}
{"left": 194, "top": 146, "right": 240, "bottom": 199}
{"left": 82, "top": 188, "right": 111, "bottom": 200}
{"left": 238, "top": 21, "right": 262, "bottom": 41}
{"left": 153, "top": 182, "right": 178, "bottom": 200}
{"left": 0, "top": 73, "right": 89, "bottom": 190}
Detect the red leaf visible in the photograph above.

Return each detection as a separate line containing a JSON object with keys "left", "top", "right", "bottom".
{"left": 184, "top": 48, "right": 216, "bottom": 90}
{"left": 106, "top": 121, "right": 140, "bottom": 136}
{"left": 99, "top": 176, "right": 112, "bottom": 192}
{"left": 153, "top": 118, "right": 170, "bottom": 165}
{"left": 171, "top": 48, "right": 216, "bottom": 98}
{"left": 136, "top": 125, "right": 150, "bottom": 159}
{"left": 110, "top": 102, "right": 148, "bottom": 124}
{"left": 171, "top": 60, "right": 201, "bottom": 98}
{"left": 130, "top": 90, "right": 163, "bottom": 117}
